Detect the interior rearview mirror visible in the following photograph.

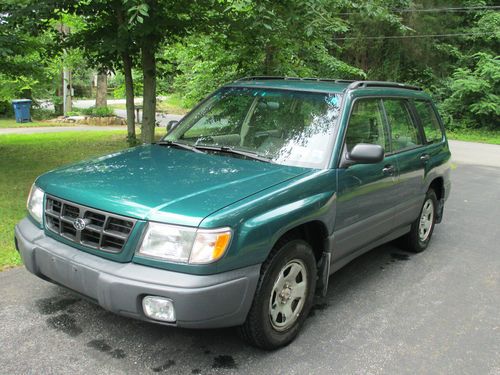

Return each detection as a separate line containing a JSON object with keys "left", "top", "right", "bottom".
{"left": 341, "top": 143, "right": 384, "bottom": 168}
{"left": 166, "top": 120, "right": 179, "bottom": 133}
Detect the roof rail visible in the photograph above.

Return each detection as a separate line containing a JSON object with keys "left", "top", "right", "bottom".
{"left": 346, "top": 81, "right": 422, "bottom": 91}
{"left": 237, "top": 76, "right": 355, "bottom": 84}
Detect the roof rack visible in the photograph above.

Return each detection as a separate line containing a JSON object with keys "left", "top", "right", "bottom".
{"left": 346, "top": 81, "right": 422, "bottom": 91}
{"left": 237, "top": 76, "right": 355, "bottom": 84}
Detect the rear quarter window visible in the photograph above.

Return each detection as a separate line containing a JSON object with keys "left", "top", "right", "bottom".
{"left": 414, "top": 100, "right": 444, "bottom": 144}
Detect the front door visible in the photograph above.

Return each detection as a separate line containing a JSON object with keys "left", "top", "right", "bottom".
{"left": 333, "top": 98, "right": 399, "bottom": 262}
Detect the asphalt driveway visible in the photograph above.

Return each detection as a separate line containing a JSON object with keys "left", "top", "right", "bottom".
{"left": 1, "top": 141, "right": 499, "bottom": 374}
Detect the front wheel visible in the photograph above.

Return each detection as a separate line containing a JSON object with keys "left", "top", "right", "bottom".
{"left": 403, "top": 189, "right": 438, "bottom": 253}
{"left": 239, "top": 239, "right": 317, "bottom": 350}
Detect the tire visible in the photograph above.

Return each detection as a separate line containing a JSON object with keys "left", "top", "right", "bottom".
{"left": 403, "top": 189, "right": 438, "bottom": 253}
{"left": 238, "top": 238, "right": 317, "bottom": 350}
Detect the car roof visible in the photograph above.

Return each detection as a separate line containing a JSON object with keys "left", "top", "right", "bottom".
{"left": 226, "top": 77, "right": 430, "bottom": 98}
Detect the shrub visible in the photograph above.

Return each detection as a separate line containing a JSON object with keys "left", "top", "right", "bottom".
{"left": 0, "top": 101, "right": 14, "bottom": 117}
{"left": 81, "top": 106, "right": 115, "bottom": 117}
{"left": 32, "top": 107, "right": 55, "bottom": 120}
{"left": 440, "top": 53, "right": 499, "bottom": 130}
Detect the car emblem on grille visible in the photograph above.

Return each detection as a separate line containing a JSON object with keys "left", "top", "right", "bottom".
{"left": 73, "top": 218, "right": 87, "bottom": 231}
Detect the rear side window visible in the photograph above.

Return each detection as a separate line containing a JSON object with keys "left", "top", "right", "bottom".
{"left": 383, "top": 99, "right": 422, "bottom": 152}
{"left": 345, "top": 98, "right": 389, "bottom": 153}
{"left": 414, "top": 100, "right": 443, "bottom": 143}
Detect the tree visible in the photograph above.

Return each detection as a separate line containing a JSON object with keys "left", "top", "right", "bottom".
{"left": 69, "top": 0, "right": 139, "bottom": 143}
{"left": 168, "top": 0, "right": 363, "bottom": 105}
{"left": 124, "top": 0, "right": 227, "bottom": 143}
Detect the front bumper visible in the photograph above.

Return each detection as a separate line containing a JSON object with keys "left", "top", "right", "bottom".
{"left": 15, "top": 218, "right": 260, "bottom": 329}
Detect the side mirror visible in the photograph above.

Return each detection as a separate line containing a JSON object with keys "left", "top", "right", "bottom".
{"left": 341, "top": 143, "right": 384, "bottom": 168}
{"left": 166, "top": 120, "right": 179, "bottom": 133}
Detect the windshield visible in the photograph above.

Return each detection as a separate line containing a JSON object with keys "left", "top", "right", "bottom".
{"left": 164, "top": 87, "right": 342, "bottom": 168}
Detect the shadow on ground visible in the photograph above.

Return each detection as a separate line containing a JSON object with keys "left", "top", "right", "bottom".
{"left": 33, "top": 241, "right": 411, "bottom": 373}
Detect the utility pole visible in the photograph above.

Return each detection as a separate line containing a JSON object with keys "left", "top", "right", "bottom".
{"left": 63, "top": 68, "right": 72, "bottom": 115}
{"left": 59, "top": 23, "right": 72, "bottom": 115}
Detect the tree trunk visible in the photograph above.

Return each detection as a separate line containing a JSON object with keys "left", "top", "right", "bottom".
{"left": 95, "top": 73, "right": 108, "bottom": 108}
{"left": 122, "top": 52, "right": 136, "bottom": 144}
{"left": 141, "top": 43, "right": 156, "bottom": 144}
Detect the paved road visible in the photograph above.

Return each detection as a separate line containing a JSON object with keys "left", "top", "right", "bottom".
{"left": 0, "top": 98, "right": 182, "bottom": 135}
{"left": 73, "top": 98, "right": 183, "bottom": 127}
{"left": 0, "top": 114, "right": 183, "bottom": 135}
{"left": 1, "top": 141, "right": 499, "bottom": 374}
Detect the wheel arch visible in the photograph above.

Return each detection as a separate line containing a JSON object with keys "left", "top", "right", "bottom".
{"left": 428, "top": 176, "right": 445, "bottom": 200}
{"left": 271, "top": 220, "right": 330, "bottom": 262}
{"left": 266, "top": 219, "right": 331, "bottom": 296}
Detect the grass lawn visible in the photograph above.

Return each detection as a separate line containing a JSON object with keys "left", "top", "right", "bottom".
{"left": 447, "top": 128, "right": 500, "bottom": 145}
{"left": 0, "top": 118, "right": 70, "bottom": 128}
{"left": 157, "top": 94, "right": 190, "bottom": 115}
{"left": 0, "top": 129, "right": 165, "bottom": 271}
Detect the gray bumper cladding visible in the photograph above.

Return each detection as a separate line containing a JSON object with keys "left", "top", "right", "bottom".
{"left": 15, "top": 218, "right": 260, "bottom": 329}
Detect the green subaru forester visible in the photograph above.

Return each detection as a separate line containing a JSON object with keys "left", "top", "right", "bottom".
{"left": 16, "top": 77, "right": 451, "bottom": 349}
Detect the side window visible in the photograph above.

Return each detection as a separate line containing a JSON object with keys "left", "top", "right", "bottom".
{"left": 345, "top": 98, "right": 389, "bottom": 153}
{"left": 383, "top": 99, "right": 422, "bottom": 152}
{"left": 414, "top": 100, "right": 443, "bottom": 143}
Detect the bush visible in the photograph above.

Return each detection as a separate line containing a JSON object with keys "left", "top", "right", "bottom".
{"left": 81, "top": 106, "right": 115, "bottom": 117}
{"left": 32, "top": 107, "right": 55, "bottom": 120}
{"left": 440, "top": 53, "right": 499, "bottom": 130}
{"left": 0, "top": 101, "right": 14, "bottom": 117}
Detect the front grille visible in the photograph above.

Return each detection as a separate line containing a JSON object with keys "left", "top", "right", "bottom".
{"left": 45, "top": 195, "right": 136, "bottom": 253}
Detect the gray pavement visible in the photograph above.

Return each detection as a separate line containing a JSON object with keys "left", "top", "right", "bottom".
{"left": 0, "top": 141, "right": 499, "bottom": 374}
{"left": 0, "top": 113, "right": 183, "bottom": 135}
{"left": 72, "top": 98, "right": 183, "bottom": 127}
{"left": 448, "top": 140, "right": 500, "bottom": 167}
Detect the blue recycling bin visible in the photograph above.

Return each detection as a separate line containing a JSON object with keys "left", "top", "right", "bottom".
{"left": 12, "top": 99, "right": 32, "bottom": 123}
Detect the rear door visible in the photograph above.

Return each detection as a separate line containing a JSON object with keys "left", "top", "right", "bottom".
{"left": 382, "top": 98, "right": 426, "bottom": 227}
{"left": 334, "top": 97, "right": 399, "bottom": 261}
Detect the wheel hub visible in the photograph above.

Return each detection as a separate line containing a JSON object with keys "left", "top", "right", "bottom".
{"left": 279, "top": 284, "right": 292, "bottom": 304}
{"left": 269, "top": 259, "right": 308, "bottom": 331}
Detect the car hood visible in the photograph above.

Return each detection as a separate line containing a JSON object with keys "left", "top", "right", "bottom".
{"left": 36, "top": 144, "right": 308, "bottom": 226}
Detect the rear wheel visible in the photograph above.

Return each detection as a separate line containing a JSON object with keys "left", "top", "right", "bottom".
{"left": 403, "top": 189, "right": 438, "bottom": 253}
{"left": 239, "top": 239, "right": 317, "bottom": 350}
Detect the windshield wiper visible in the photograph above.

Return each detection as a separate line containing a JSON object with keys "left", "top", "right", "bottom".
{"left": 195, "top": 145, "right": 273, "bottom": 163}
{"left": 156, "top": 140, "right": 205, "bottom": 154}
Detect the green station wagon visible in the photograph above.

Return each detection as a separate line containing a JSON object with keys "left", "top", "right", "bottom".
{"left": 15, "top": 77, "right": 451, "bottom": 349}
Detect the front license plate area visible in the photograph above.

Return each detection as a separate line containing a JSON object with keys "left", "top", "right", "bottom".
{"left": 35, "top": 248, "right": 99, "bottom": 299}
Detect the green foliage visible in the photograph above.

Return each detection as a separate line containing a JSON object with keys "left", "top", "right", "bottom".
{"left": 166, "top": 36, "right": 241, "bottom": 107}
{"left": 447, "top": 128, "right": 500, "bottom": 145}
{"left": 441, "top": 53, "right": 499, "bottom": 129}
{"left": 82, "top": 106, "right": 115, "bottom": 117}
{"left": 169, "top": 0, "right": 366, "bottom": 105}
{"left": 31, "top": 107, "right": 55, "bottom": 120}
{"left": 111, "top": 70, "right": 144, "bottom": 98}
{"left": 0, "top": 101, "right": 14, "bottom": 117}
{"left": 0, "top": 0, "right": 498, "bottom": 132}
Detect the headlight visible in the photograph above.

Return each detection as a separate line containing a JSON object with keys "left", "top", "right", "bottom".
{"left": 27, "top": 184, "right": 44, "bottom": 224}
{"left": 137, "top": 222, "right": 232, "bottom": 264}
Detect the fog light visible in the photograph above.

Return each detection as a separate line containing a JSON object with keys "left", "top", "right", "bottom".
{"left": 142, "top": 296, "right": 176, "bottom": 322}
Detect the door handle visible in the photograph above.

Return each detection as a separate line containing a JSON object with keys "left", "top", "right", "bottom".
{"left": 420, "top": 154, "right": 430, "bottom": 162}
{"left": 382, "top": 165, "right": 395, "bottom": 175}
